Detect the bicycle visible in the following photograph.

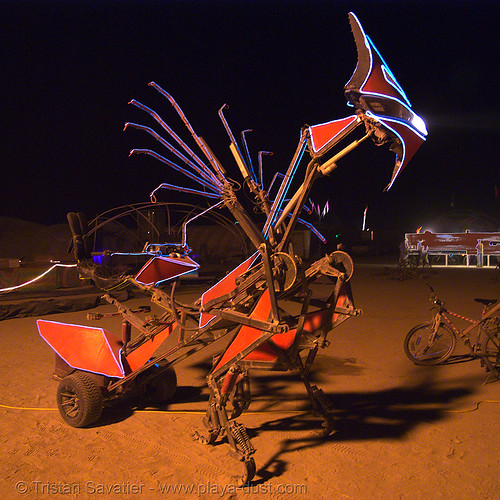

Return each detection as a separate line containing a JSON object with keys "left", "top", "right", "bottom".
{"left": 403, "top": 284, "right": 500, "bottom": 379}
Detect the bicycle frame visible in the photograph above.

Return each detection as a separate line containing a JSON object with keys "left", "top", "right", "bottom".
{"left": 433, "top": 299, "right": 500, "bottom": 351}
{"left": 405, "top": 285, "right": 500, "bottom": 376}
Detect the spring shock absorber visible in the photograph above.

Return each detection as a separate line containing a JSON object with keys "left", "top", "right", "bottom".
{"left": 230, "top": 421, "right": 255, "bottom": 456}
{"left": 311, "top": 385, "right": 334, "bottom": 412}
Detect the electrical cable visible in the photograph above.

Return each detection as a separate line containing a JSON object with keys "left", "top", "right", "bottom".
{"left": 2, "top": 401, "right": 499, "bottom": 414}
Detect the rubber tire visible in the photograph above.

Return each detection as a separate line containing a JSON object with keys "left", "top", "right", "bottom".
{"left": 143, "top": 366, "right": 177, "bottom": 404}
{"left": 404, "top": 322, "right": 456, "bottom": 365}
{"left": 57, "top": 371, "right": 103, "bottom": 428}
{"left": 230, "top": 458, "right": 256, "bottom": 486}
{"left": 479, "top": 324, "right": 500, "bottom": 379}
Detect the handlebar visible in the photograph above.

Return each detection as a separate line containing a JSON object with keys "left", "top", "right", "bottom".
{"left": 425, "top": 283, "right": 444, "bottom": 308}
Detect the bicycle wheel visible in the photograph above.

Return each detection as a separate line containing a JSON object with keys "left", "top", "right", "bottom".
{"left": 479, "top": 319, "right": 500, "bottom": 379}
{"left": 404, "top": 322, "right": 456, "bottom": 365}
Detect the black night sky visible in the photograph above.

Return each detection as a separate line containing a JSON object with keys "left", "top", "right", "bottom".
{"left": 1, "top": 0, "right": 499, "bottom": 234}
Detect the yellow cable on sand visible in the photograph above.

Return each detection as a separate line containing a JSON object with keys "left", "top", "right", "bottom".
{"left": 444, "top": 400, "right": 500, "bottom": 413}
{"left": 1, "top": 402, "right": 500, "bottom": 414}
{"left": 0, "top": 404, "right": 58, "bottom": 411}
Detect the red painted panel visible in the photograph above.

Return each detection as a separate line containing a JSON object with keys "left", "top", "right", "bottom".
{"left": 361, "top": 46, "right": 408, "bottom": 103}
{"left": 199, "top": 251, "right": 260, "bottom": 328}
{"left": 124, "top": 321, "right": 176, "bottom": 372}
{"left": 37, "top": 319, "right": 125, "bottom": 378}
{"left": 214, "top": 289, "right": 272, "bottom": 369}
{"left": 135, "top": 255, "right": 199, "bottom": 285}
{"left": 309, "top": 115, "right": 358, "bottom": 153}
{"left": 214, "top": 291, "right": 349, "bottom": 369}
{"left": 378, "top": 117, "right": 425, "bottom": 188}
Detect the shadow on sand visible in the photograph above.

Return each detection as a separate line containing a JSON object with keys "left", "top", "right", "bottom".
{"left": 248, "top": 374, "right": 479, "bottom": 484}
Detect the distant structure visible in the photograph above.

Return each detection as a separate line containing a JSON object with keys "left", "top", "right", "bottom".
{"left": 405, "top": 230, "right": 500, "bottom": 267}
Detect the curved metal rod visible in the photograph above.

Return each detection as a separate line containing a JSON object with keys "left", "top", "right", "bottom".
{"left": 124, "top": 122, "right": 222, "bottom": 189}
{"left": 149, "top": 82, "right": 227, "bottom": 183}
{"left": 218, "top": 104, "right": 255, "bottom": 184}
{"left": 218, "top": 103, "right": 238, "bottom": 145}
{"left": 277, "top": 210, "right": 326, "bottom": 243}
{"left": 129, "top": 149, "right": 223, "bottom": 194}
{"left": 129, "top": 99, "right": 213, "bottom": 178}
{"left": 150, "top": 183, "right": 222, "bottom": 200}
{"left": 84, "top": 201, "right": 249, "bottom": 259}
{"left": 181, "top": 201, "right": 225, "bottom": 251}
{"left": 241, "top": 129, "right": 254, "bottom": 178}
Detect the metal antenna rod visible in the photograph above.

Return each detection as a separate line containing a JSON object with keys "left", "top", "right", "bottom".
{"left": 129, "top": 149, "right": 222, "bottom": 194}
{"left": 124, "top": 122, "right": 221, "bottom": 189}
{"left": 258, "top": 151, "right": 273, "bottom": 189}
{"left": 240, "top": 129, "right": 254, "bottom": 179}
{"left": 263, "top": 131, "right": 307, "bottom": 237}
{"left": 149, "top": 82, "right": 227, "bottom": 183}
{"left": 150, "top": 183, "right": 222, "bottom": 201}
{"left": 218, "top": 104, "right": 255, "bottom": 184}
{"left": 129, "top": 99, "right": 219, "bottom": 185}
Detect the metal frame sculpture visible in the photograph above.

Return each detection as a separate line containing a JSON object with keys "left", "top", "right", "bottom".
{"left": 38, "top": 13, "right": 427, "bottom": 484}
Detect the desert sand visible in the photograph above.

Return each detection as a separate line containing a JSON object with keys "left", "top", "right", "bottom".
{"left": 0, "top": 261, "right": 499, "bottom": 499}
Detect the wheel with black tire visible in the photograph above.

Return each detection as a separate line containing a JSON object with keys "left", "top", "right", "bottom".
{"left": 56, "top": 371, "right": 103, "bottom": 427}
{"left": 142, "top": 365, "right": 177, "bottom": 404}
{"left": 404, "top": 322, "right": 456, "bottom": 365}
{"left": 479, "top": 321, "right": 500, "bottom": 379}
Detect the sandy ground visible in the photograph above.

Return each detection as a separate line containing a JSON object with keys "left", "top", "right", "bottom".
{"left": 0, "top": 261, "right": 499, "bottom": 499}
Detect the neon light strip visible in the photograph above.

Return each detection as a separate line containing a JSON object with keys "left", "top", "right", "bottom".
{"left": 295, "top": 218, "right": 326, "bottom": 243}
{"left": 367, "top": 34, "right": 410, "bottom": 105}
{"left": 263, "top": 136, "right": 307, "bottom": 237}
{"left": 182, "top": 201, "right": 225, "bottom": 250}
{"left": 129, "top": 99, "right": 211, "bottom": 175}
{"left": 152, "top": 268, "right": 198, "bottom": 286}
{"left": 129, "top": 149, "right": 223, "bottom": 194}
{"left": 365, "top": 111, "right": 426, "bottom": 190}
{"left": 0, "top": 263, "right": 77, "bottom": 293}
{"left": 150, "top": 182, "right": 222, "bottom": 200}
{"left": 124, "top": 122, "right": 222, "bottom": 188}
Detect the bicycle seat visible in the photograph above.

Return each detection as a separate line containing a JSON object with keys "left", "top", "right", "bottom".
{"left": 474, "top": 298, "right": 497, "bottom": 306}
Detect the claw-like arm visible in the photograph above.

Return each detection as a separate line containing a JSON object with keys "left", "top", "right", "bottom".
{"left": 344, "top": 11, "right": 428, "bottom": 190}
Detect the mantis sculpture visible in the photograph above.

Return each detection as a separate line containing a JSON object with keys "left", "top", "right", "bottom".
{"left": 38, "top": 13, "right": 427, "bottom": 484}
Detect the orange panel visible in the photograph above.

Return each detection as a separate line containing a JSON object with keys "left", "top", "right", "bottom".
{"left": 199, "top": 251, "right": 260, "bottom": 328}
{"left": 135, "top": 255, "right": 199, "bottom": 285}
{"left": 214, "top": 289, "right": 272, "bottom": 369}
{"left": 309, "top": 115, "right": 358, "bottom": 153}
{"left": 37, "top": 319, "right": 125, "bottom": 378}
{"left": 124, "top": 321, "right": 176, "bottom": 372}
{"left": 214, "top": 291, "right": 350, "bottom": 369}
